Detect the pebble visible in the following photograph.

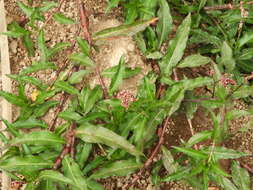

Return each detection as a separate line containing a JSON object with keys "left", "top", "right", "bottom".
{"left": 9, "top": 40, "right": 18, "bottom": 54}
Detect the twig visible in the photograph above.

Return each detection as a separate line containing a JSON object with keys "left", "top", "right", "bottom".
{"left": 204, "top": 3, "right": 233, "bottom": 11}
{"left": 239, "top": 161, "right": 253, "bottom": 174}
{"left": 48, "top": 92, "right": 69, "bottom": 131}
{"left": 53, "top": 123, "right": 76, "bottom": 169}
{"left": 204, "top": 1, "right": 253, "bottom": 11}
{"left": 123, "top": 117, "right": 170, "bottom": 190}
{"left": 76, "top": 0, "right": 109, "bottom": 98}
{"left": 187, "top": 119, "right": 198, "bottom": 149}
{"left": 77, "top": 0, "right": 91, "bottom": 44}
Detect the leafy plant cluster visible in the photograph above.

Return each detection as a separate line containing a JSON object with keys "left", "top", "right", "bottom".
{"left": 0, "top": 0, "right": 252, "bottom": 190}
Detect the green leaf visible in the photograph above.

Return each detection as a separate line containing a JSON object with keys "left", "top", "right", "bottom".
{"left": 231, "top": 161, "right": 251, "bottom": 190}
{"left": 39, "top": 170, "right": 75, "bottom": 186}
{"left": 76, "top": 143, "right": 92, "bottom": 169}
{"left": 9, "top": 131, "right": 65, "bottom": 146}
{"left": 39, "top": 1, "right": 58, "bottom": 12}
{"left": 76, "top": 123, "right": 142, "bottom": 156}
{"left": 69, "top": 53, "right": 94, "bottom": 67}
{"left": 0, "top": 155, "right": 53, "bottom": 172}
{"left": 24, "top": 182, "right": 36, "bottom": 190}
{"left": 220, "top": 177, "right": 239, "bottom": 190}
{"left": 157, "top": 0, "right": 172, "bottom": 48}
{"left": 33, "top": 101, "right": 58, "bottom": 117}
{"left": 202, "top": 147, "right": 249, "bottom": 160}
{"left": 173, "top": 146, "right": 208, "bottom": 159}
{"left": 20, "top": 62, "right": 56, "bottom": 75}
{"left": 90, "top": 160, "right": 142, "bottom": 179}
{"left": 54, "top": 80, "right": 79, "bottom": 95}
{"left": 38, "top": 30, "right": 48, "bottom": 61}
{"left": 162, "top": 167, "right": 191, "bottom": 182}
{"left": 17, "top": 1, "right": 34, "bottom": 17}
{"left": 159, "top": 14, "right": 191, "bottom": 76}
{"left": 109, "top": 56, "right": 125, "bottom": 95}
{"left": 2, "top": 31, "right": 25, "bottom": 38}
{"left": 62, "top": 156, "right": 88, "bottom": 190}
{"left": 221, "top": 41, "right": 235, "bottom": 72}
{"left": 12, "top": 118, "right": 47, "bottom": 129}
{"left": 232, "top": 85, "right": 253, "bottom": 99}
{"left": 186, "top": 131, "right": 212, "bottom": 148}
{"left": 48, "top": 42, "right": 71, "bottom": 59}
{"left": 161, "top": 146, "right": 177, "bottom": 174}
{"left": 59, "top": 110, "right": 82, "bottom": 121}
{"left": 92, "top": 18, "right": 158, "bottom": 41}
{"left": 77, "top": 37, "right": 90, "bottom": 56}
{"left": 146, "top": 51, "right": 163, "bottom": 59}
{"left": 83, "top": 156, "right": 106, "bottom": 175}
{"left": 238, "top": 31, "right": 253, "bottom": 48}
{"left": 53, "top": 13, "right": 76, "bottom": 24}
{"left": 69, "top": 70, "right": 89, "bottom": 84}
{"left": 178, "top": 54, "right": 211, "bottom": 68}
{"left": 23, "top": 32, "right": 35, "bottom": 56}
{"left": 0, "top": 90, "right": 27, "bottom": 107}
{"left": 79, "top": 86, "right": 103, "bottom": 115}
{"left": 7, "top": 74, "right": 48, "bottom": 90}
{"left": 102, "top": 66, "right": 141, "bottom": 79}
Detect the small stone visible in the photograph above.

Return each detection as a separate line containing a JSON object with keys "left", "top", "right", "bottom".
{"left": 10, "top": 40, "right": 18, "bottom": 54}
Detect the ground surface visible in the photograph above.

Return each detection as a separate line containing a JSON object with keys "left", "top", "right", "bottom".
{"left": 2, "top": 0, "right": 253, "bottom": 189}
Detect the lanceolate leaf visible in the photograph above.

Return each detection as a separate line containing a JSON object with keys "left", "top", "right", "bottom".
{"left": 173, "top": 146, "right": 208, "bottom": 159}
{"left": 178, "top": 54, "right": 211, "bottom": 68}
{"left": 202, "top": 147, "right": 249, "bottom": 160}
{"left": 69, "top": 70, "right": 89, "bottom": 84}
{"left": 0, "top": 155, "right": 53, "bottom": 172}
{"left": 20, "top": 62, "right": 56, "bottom": 75}
{"left": 109, "top": 56, "right": 125, "bottom": 95}
{"left": 0, "top": 90, "right": 27, "bottom": 107}
{"left": 102, "top": 66, "right": 141, "bottom": 79}
{"left": 90, "top": 160, "right": 142, "bottom": 179}
{"left": 53, "top": 13, "right": 76, "bottom": 24}
{"left": 39, "top": 170, "right": 75, "bottom": 187}
{"left": 159, "top": 14, "right": 191, "bottom": 76}
{"left": 69, "top": 53, "right": 94, "bottom": 67}
{"left": 54, "top": 80, "right": 79, "bottom": 95}
{"left": 232, "top": 85, "right": 253, "bottom": 99}
{"left": 7, "top": 74, "right": 48, "bottom": 90}
{"left": 79, "top": 86, "right": 103, "bottom": 115}
{"left": 161, "top": 146, "right": 177, "bottom": 174}
{"left": 23, "top": 32, "right": 35, "bottom": 57}
{"left": 186, "top": 131, "right": 212, "bottom": 148}
{"left": 157, "top": 0, "right": 172, "bottom": 48}
{"left": 48, "top": 42, "right": 71, "bottom": 58}
{"left": 221, "top": 41, "right": 236, "bottom": 72}
{"left": 62, "top": 156, "right": 87, "bottom": 190}
{"left": 76, "top": 123, "right": 142, "bottom": 156}
{"left": 9, "top": 131, "right": 65, "bottom": 146}
{"left": 231, "top": 161, "right": 251, "bottom": 190}
{"left": 77, "top": 37, "right": 90, "bottom": 56}
{"left": 38, "top": 30, "right": 48, "bottom": 62}
{"left": 12, "top": 118, "right": 47, "bottom": 129}
{"left": 92, "top": 18, "right": 158, "bottom": 41}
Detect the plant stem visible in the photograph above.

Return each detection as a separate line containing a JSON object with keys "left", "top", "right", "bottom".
{"left": 123, "top": 117, "right": 170, "bottom": 190}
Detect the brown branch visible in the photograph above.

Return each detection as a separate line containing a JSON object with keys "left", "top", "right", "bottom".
{"left": 204, "top": 1, "right": 253, "bottom": 11}
{"left": 53, "top": 123, "right": 76, "bottom": 169}
{"left": 77, "top": 0, "right": 108, "bottom": 98}
{"left": 239, "top": 161, "right": 253, "bottom": 174}
{"left": 123, "top": 117, "right": 170, "bottom": 190}
{"left": 48, "top": 92, "right": 69, "bottom": 131}
{"left": 77, "top": 0, "right": 91, "bottom": 44}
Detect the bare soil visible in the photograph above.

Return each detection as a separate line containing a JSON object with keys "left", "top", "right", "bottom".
{"left": 2, "top": 0, "right": 253, "bottom": 190}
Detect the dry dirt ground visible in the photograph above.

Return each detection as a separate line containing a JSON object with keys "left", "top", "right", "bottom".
{"left": 2, "top": 0, "right": 253, "bottom": 189}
